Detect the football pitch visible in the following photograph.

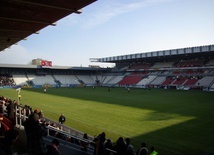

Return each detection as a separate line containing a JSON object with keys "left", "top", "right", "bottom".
{"left": 1, "top": 87, "right": 214, "bottom": 155}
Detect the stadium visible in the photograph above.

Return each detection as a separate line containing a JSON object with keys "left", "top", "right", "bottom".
{"left": 0, "top": 1, "right": 214, "bottom": 155}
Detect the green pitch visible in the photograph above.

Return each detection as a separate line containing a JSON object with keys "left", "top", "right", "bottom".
{"left": 1, "top": 87, "right": 214, "bottom": 155}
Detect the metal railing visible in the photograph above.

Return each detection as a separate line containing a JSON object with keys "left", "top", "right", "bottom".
{"left": 14, "top": 104, "right": 117, "bottom": 155}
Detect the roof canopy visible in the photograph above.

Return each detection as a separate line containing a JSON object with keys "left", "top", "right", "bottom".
{"left": 0, "top": 0, "right": 96, "bottom": 52}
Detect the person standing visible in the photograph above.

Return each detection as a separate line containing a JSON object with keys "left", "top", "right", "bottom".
{"left": 59, "top": 114, "right": 66, "bottom": 124}
{"left": 125, "top": 138, "right": 135, "bottom": 155}
{"left": 18, "top": 94, "right": 22, "bottom": 101}
{"left": 108, "top": 87, "right": 111, "bottom": 92}
{"left": 81, "top": 133, "right": 89, "bottom": 151}
{"left": 0, "top": 127, "right": 19, "bottom": 155}
{"left": 115, "top": 137, "right": 127, "bottom": 155}
{"left": 105, "top": 138, "right": 113, "bottom": 155}
{"left": 96, "top": 132, "right": 107, "bottom": 155}
{"left": 43, "top": 87, "right": 47, "bottom": 93}
{"left": 6, "top": 99, "right": 14, "bottom": 123}
{"left": 24, "top": 112, "right": 48, "bottom": 155}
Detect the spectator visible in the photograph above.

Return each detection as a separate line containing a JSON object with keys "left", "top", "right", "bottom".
{"left": 93, "top": 136, "right": 100, "bottom": 155}
{"left": 32, "top": 109, "right": 39, "bottom": 119}
{"left": 46, "top": 139, "right": 61, "bottom": 155}
{"left": 6, "top": 99, "right": 14, "bottom": 123}
{"left": 0, "top": 127, "right": 19, "bottom": 155}
{"left": 125, "top": 138, "right": 135, "bottom": 155}
{"left": 0, "top": 101, "right": 4, "bottom": 114}
{"left": 137, "top": 142, "right": 148, "bottom": 155}
{"left": 0, "top": 74, "right": 15, "bottom": 86}
{"left": 105, "top": 138, "right": 113, "bottom": 155}
{"left": 43, "top": 87, "right": 47, "bottom": 93}
{"left": 38, "top": 110, "right": 45, "bottom": 121}
{"left": 55, "top": 126, "right": 65, "bottom": 140}
{"left": 114, "top": 137, "right": 127, "bottom": 155}
{"left": 59, "top": 114, "right": 66, "bottom": 124}
{"left": 95, "top": 132, "right": 107, "bottom": 155}
{"left": 81, "top": 133, "right": 89, "bottom": 151}
{"left": 149, "top": 146, "right": 158, "bottom": 155}
{"left": 24, "top": 112, "right": 48, "bottom": 155}
{"left": 49, "top": 123, "right": 58, "bottom": 137}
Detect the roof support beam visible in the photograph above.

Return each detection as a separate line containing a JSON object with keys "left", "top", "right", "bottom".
{"left": 14, "top": 0, "right": 82, "bottom": 13}
{"left": 0, "top": 28, "right": 33, "bottom": 33}
{"left": 0, "top": 17, "right": 56, "bottom": 26}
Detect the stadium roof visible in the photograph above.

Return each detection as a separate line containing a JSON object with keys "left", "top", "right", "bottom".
{"left": 90, "top": 44, "right": 214, "bottom": 63}
{"left": 0, "top": 0, "right": 96, "bottom": 52}
{"left": 0, "top": 63, "right": 111, "bottom": 71}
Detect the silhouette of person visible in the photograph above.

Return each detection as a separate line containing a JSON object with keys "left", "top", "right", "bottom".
{"left": 0, "top": 127, "right": 19, "bottom": 155}
{"left": 125, "top": 138, "right": 135, "bottom": 155}
{"left": 115, "top": 137, "right": 127, "bottom": 155}
{"left": 46, "top": 139, "right": 61, "bottom": 155}
{"left": 24, "top": 112, "right": 48, "bottom": 155}
{"left": 137, "top": 142, "right": 148, "bottom": 155}
{"left": 59, "top": 114, "right": 66, "bottom": 124}
{"left": 105, "top": 138, "right": 113, "bottom": 155}
{"left": 81, "top": 133, "right": 89, "bottom": 151}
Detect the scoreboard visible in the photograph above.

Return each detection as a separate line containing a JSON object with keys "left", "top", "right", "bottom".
{"left": 41, "top": 60, "right": 52, "bottom": 67}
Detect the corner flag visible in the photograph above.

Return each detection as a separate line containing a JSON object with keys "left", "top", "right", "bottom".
{"left": 16, "top": 87, "right": 21, "bottom": 94}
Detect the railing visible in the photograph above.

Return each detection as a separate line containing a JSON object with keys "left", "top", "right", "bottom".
{"left": 46, "top": 125, "right": 95, "bottom": 149}
{"left": 15, "top": 105, "right": 92, "bottom": 139}
{"left": 14, "top": 104, "right": 117, "bottom": 155}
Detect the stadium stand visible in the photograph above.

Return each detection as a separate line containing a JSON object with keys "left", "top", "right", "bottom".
{"left": 76, "top": 75, "right": 96, "bottom": 86}
{"left": 183, "top": 78, "right": 198, "bottom": 86}
{"left": 171, "top": 77, "right": 187, "bottom": 86}
{"left": 129, "top": 63, "right": 151, "bottom": 69}
{"left": 195, "top": 76, "right": 214, "bottom": 87}
{"left": 1, "top": 46, "right": 213, "bottom": 91}
{"left": 150, "top": 76, "right": 166, "bottom": 86}
{"left": 27, "top": 74, "right": 56, "bottom": 86}
{"left": 0, "top": 45, "right": 214, "bottom": 155}
{"left": 175, "top": 59, "right": 204, "bottom": 67}
{"left": 118, "top": 75, "right": 142, "bottom": 85}
{"left": 161, "top": 78, "right": 175, "bottom": 86}
{"left": 205, "top": 59, "right": 214, "bottom": 66}
{"left": 12, "top": 75, "right": 28, "bottom": 86}
{"left": 136, "top": 75, "right": 157, "bottom": 87}
{"left": 54, "top": 75, "right": 80, "bottom": 86}
{"left": 105, "top": 75, "right": 124, "bottom": 86}
{"left": 0, "top": 74, "right": 15, "bottom": 86}
{"left": 150, "top": 62, "right": 174, "bottom": 68}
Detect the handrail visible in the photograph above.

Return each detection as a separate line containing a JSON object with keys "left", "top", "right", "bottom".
{"left": 14, "top": 104, "right": 117, "bottom": 155}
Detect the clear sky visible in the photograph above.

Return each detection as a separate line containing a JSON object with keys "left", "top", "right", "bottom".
{"left": 0, "top": 0, "right": 214, "bottom": 67}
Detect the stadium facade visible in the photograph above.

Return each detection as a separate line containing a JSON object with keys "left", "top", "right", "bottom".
{"left": 0, "top": 44, "right": 214, "bottom": 91}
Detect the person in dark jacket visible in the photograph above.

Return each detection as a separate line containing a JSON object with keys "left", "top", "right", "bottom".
{"left": 6, "top": 99, "right": 14, "bottom": 123}
{"left": 24, "top": 112, "right": 48, "bottom": 155}
{"left": 58, "top": 114, "right": 66, "bottom": 124}
{"left": 46, "top": 139, "right": 61, "bottom": 155}
{"left": 137, "top": 142, "right": 148, "bottom": 155}
{"left": 0, "top": 127, "right": 19, "bottom": 155}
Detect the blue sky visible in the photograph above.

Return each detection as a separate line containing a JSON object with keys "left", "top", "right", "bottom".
{"left": 0, "top": 0, "right": 214, "bottom": 67}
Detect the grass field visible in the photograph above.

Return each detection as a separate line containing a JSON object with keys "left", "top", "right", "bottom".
{"left": 1, "top": 87, "right": 214, "bottom": 155}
